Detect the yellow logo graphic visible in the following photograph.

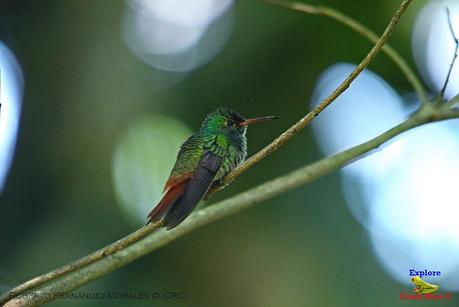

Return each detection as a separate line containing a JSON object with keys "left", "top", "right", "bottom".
{"left": 411, "top": 276, "right": 439, "bottom": 294}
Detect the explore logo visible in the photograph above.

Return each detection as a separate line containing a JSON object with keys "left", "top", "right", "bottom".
{"left": 411, "top": 276, "right": 439, "bottom": 294}
{"left": 399, "top": 269, "right": 453, "bottom": 300}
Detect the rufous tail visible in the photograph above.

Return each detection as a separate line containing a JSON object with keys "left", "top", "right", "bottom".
{"left": 147, "top": 180, "right": 188, "bottom": 225}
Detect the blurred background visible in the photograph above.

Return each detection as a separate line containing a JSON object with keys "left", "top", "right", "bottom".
{"left": 1, "top": 0, "right": 458, "bottom": 306}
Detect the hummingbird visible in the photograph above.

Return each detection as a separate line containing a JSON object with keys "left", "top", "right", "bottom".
{"left": 147, "top": 107, "right": 278, "bottom": 230}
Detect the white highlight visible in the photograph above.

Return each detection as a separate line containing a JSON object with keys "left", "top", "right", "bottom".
{"left": 0, "top": 42, "right": 23, "bottom": 192}
{"left": 123, "top": 0, "right": 234, "bottom": 72}
{"left": 413, "top": 0, "right": 459, "bottom": 99}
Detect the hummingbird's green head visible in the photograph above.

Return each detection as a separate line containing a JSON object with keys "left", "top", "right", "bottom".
{"left": 200, "top": 107, "right": 246, "bottom": 136}
{"left": 200, "top": 107, "right": 278, "bottom": 141}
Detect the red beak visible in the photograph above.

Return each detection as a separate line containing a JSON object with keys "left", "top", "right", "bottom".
{"left": 239, "top": 115, "right": 279, "bottom": 127}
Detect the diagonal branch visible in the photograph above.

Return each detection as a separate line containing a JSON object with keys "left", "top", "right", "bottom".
{"left": 264, "top": 0, "right": 429, "bottom": 105}
{"left": 439, "top": 7, "right": 459, "bottom": 100}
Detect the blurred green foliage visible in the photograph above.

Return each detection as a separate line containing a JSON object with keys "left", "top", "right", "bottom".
{"left": 1, "top": 0, "right": 456, "bottom": 306}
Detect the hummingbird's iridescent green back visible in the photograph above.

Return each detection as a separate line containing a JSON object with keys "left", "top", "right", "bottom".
{"left": 167, "top": 107, "right": 248, "bottom": 185}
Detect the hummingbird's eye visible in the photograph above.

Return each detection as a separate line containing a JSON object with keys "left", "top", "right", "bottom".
{"left": 227, "top": 120, "right": 237, "bottom": 127}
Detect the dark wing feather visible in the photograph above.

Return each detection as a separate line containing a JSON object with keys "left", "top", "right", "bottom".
{"left": 163, "top": 150, "right": 222, "bottom": 229}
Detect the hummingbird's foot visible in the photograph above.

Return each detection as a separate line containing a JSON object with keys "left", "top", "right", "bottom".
{"left": 203, "top": 179, "right": 227, "bottom": 201}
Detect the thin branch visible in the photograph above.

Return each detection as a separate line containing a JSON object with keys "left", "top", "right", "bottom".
{"left": 0, "top": 222, "right": 161, "bottom": 305}
{"left": 264, "top": 0, "right": 429, "bottom": 105}
{"left": 439, "top": 109, "right": 459, "bottom": 120}
{"left": 439, "top": 7, "right": 459, "bottom": 100}
{"left": 7, "top": 105, "right": 459, "bottom": 306}
{"left": 446, "top": 94, "right": 459, "bottom": 108}
{"left": 1, "top": 0, "right": 413, "bottom": 305}
{"left": 219, "top": 0, "right": 413, "bottom": 188}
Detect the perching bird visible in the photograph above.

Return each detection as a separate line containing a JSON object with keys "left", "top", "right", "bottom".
{"left": 147, "top": 107, "right": 278, "bottom": 230}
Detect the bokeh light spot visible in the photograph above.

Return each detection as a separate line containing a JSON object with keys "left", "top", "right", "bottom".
{"left": 413, "top": 0, "right": 459, "bottom": 99}
{"left": 123, "top": 0, "right": 234, "bottom": 72}
{"left": 112, "top": 114, "right": 192, "bottom": 225}
{"left": 0, "top": 42, "right": 24, "bottom": 193}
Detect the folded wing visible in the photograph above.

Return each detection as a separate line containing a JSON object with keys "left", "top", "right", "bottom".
{"left": 163, "top": 150, "right": 222, "bottom": 229}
